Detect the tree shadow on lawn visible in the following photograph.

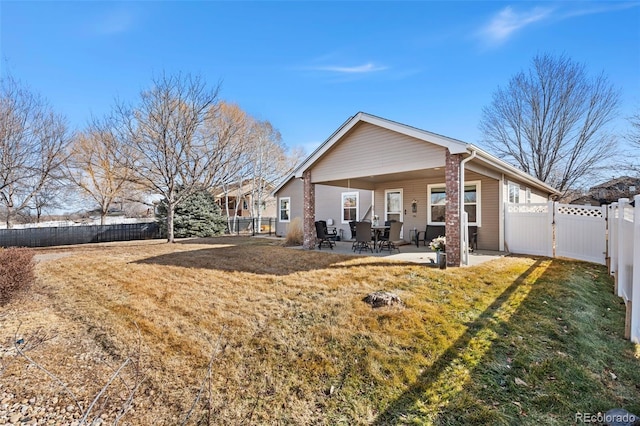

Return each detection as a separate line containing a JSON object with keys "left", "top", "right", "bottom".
{"left": 373, "top": 258, "right": 640, "bottom": 425}
{"left": 135, "top": 242, "right": 421, "bottom": 276}
{"left": 372, "top": 259, "right": 546, "bottom": 425}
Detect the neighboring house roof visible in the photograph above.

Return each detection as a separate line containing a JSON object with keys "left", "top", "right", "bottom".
{"left": 580, "top": 175, "right": 640, "bottom": 204}
{"left": 274, "top": 112, "right": 560, "bottom": 196}
{"left": 214, "top": 181, "right": 276, "bottom": 199}
{"left": 590, "top": 176, "right": 640, "bottom": 191}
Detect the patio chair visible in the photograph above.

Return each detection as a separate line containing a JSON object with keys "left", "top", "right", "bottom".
{"left": 318, "top": 220, "right": 338, "bottom": 241}
{"left": 378, "top": 221, "right": 403, "bottom": 253}
{"left": 416, "top": 225, "right": 446, "bottom": 248}
{"left": 349, "top": 220, "right": 358, "bottom": 250}
{"left": 468, "top": 226, "right": 478, "bottom": 252}
{"left": 415, "top": 224, "right": 478, "bottom": 251}
{"left": 353, "top": 221, "right": 373, "bottom": 253}
{"left": 314, "top": 221, "right": 335, "bottom": 250}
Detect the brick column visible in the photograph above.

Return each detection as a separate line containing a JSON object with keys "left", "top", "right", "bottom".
{"left": 302, "top": 170, "right": 316, "bottom": 249}
{"left": 445, "top": 150, "right": 461, "bottom": 266}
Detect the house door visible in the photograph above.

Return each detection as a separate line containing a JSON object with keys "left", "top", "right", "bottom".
{"left": 385, "top": 189, "right": 403, "bottom": 238}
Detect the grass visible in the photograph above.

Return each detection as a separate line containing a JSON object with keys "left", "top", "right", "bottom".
{"left": 1, "top": 236, "right": 638, "bottom": 425}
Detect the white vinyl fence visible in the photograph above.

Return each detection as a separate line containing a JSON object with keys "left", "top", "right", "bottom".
{"left": 504, "top": 202, "right": 553, "bottom": 257}
{"left": 555, "top": 203, "right": 607, "bottom": 265}
{"left": 505, "top": 201, "right": 606, "bottom": 264}
{"left": 608, "top": 196, "right": 640, "bottom": 343}
{"left": 506, "top": 197, "right": 639, "bottom": 342}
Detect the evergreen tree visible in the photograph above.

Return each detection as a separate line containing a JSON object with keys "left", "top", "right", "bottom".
{"left": 156, "top": 189, "right": 226, "bottom": 238}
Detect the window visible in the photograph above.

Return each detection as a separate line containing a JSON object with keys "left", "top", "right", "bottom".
{"left": 463, "top": 184, "right": 479, "bottom": 224}
{"left": 525, "top": 188, "right": 532, "bottom": 204}
{"left": 508, "top": 182, "right": 520, "bottom": 203}
{"left": 428, "top": 186, "right": 446, "bottom": 224}
{"left": 341, "top": 192, "right": 359, "bottom": 223}
{"left": 279, "top": 197, "right": 290, "bottom": 222}
{"left": 427, "top": 182, "right": 481, "bottom": 225}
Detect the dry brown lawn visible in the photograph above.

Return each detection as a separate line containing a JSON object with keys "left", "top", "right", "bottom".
{"left": 1, "top": 236, "right": 637, "bottom": 425}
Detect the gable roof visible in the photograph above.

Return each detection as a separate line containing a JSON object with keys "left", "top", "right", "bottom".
{"left": 294, "top": 112, "right": 468, "bottom": 179}
{"left": 274, "top": 112, "right": 559, "bottom": 196}
{"left": 590, "top": 176, "right": 640, "bottom": 191}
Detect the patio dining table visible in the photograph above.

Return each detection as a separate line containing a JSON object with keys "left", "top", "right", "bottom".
{"left": 371, "top": 224, "right": 390, "bottom": 253}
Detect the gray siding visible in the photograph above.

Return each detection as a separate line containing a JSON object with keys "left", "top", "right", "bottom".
{"left": 275, "top": 178, "right": 303, "bottom": 237}
{"left": 467, "top": 171, "right": 500, "bottom": 250}
{"left": 311, "top": 123, "right": 446, "bottom": 183}
{"left": 275, "top": 179, "right": 372, "bottom": 240}
{"left": 371, "top": 172, "right": 501, "bottom": 250}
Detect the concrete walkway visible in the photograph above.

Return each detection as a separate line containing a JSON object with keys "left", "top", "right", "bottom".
{"left": 291, "top": 240, "right": 505, "bottom": 267}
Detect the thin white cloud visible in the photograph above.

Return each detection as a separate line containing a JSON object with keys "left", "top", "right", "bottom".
{"left": 479, "top": 6, "right": 554, "bottom": 45}
{"left": 93, "top": 9, "right": 135, "bottom": 35}
{"left": 561, "top": 1, "right": 640, "bottom": 19}
{"left": 478, "top": 2, "right": 640, "bottom": 47}
{"left": 309, "top": 62, "right": 388, "bottom": 74}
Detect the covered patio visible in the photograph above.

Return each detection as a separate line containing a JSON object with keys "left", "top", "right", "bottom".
{"left": 275, "top": 112, "right": 558, "bottom": 267}
{"left": 293, "top": 240, "right": 505, "bottom": 267}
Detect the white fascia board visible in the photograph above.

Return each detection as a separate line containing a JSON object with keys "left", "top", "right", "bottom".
{"left": 294, "top": 113, "right": 361, "bottom": 178}
{"left": 271, "top": 173, "right": 295, "bottom": 196}
{"left": 469, "top": 144, "right": 561, "bottom": 196}
{"left": 359, "top": 113, "right": 468, "bottom": 154}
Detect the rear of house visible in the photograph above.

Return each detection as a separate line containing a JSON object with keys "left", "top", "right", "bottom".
{"left": 274, "top": 112, "right": 558, "bottom": 264}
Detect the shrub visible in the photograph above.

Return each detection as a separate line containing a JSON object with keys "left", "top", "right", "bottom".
{"left": 0, "top": 247, "right": 35, "bottom": 306}
{"left": 284, "top": 217, "right": 303, "bottom": 246}
{"left": 156, "top": 189, "right": 227, "bottom": 238}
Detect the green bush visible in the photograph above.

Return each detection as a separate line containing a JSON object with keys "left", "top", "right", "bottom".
{"left": 156, "top": 189, "right": 227, "bottom": 238}
{"left": 0, "top": 247, "right": 35, "bottom": 306}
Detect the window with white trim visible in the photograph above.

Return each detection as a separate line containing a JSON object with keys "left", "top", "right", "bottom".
{"left": 427, "top": 181, "right": 481, "bottom": 226}
{"left": 341, "top": 192, "right": 359, "bottom": 223}
{"left": 525, "top": 187, "right": 531, "bottom": 204}
{"left": 279, "top": 197, "right": 290, "bottom": 222}
{"left": 508, "top": 182, "right": 520, "bottom": 203}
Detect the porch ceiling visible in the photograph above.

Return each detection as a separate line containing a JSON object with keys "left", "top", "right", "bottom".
{"left": 314, "top": 167, "right": 445, "bottom": 190}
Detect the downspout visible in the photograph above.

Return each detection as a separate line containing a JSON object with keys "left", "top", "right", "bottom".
{"left": 460, "top": 149, "right": 477, "bottom": 265}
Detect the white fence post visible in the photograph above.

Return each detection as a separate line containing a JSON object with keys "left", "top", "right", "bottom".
{"left": 608, "top": 203, "right": 618, "bottom": 278}
{"left": 617, "top": 199, "right": 630, "bottom": 299}
{"left": 631, "top": 194, "right": 640, "bottom": 343}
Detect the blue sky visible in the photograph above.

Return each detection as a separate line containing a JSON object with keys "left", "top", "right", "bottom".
{"left": 1, "top": 1, "right": 639, "bottom": 156}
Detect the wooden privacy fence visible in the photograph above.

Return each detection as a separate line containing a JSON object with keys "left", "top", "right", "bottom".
{"left": 608, "top": 196, "right": 640, "bottom": 343}
{"left": 0, "top": 222, "right": 161, "bottom": 248}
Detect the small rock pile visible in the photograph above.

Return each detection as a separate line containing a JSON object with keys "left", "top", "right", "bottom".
{"left": 362, "top": 291, "right": 404, "bottom": 308}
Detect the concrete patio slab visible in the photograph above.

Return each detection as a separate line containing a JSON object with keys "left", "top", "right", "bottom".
{"left": 287, "top": 240, "right": 505, "bottom": 267}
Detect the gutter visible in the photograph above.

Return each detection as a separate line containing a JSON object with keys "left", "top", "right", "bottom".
{"left": 460, "top": 149, "right": 477, "bottom": 266}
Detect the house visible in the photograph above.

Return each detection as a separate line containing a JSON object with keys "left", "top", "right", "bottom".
{"left": 273, "top": 112, "right": 560, "bottom": 266}
{"left": 273, "top": 178, "right": 372, "bottom": 240}
{"left": 569, "top": 176, "right": 640, "bottom": 206}
{"left": 214, "top": 181, "right": 277, "bottom": 219}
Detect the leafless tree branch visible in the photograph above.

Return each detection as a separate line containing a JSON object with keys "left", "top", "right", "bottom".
{"left": 479, "top": 53, "right": 621, "bottom": 194}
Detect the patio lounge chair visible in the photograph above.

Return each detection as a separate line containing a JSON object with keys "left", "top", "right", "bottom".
{"left": 314, "top": 221, "right": 335, "bottom": 250}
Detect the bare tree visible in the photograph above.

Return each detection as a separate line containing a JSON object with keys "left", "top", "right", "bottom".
{"left": 115, "top": 72, "right": 222, "bottom": 242}
{"left": 479, "top": 53, "right": 620, "bottom": 194}
{"left": 0, "top": 76, "right": 70, "bottom": 227}
{"left": 67, "top": 117, "right": 140, "bottom": 225}
{"left": 627, "top": 110, "right": 640, "bottom": 149}
{"left": 199, "top": 101, "right": 252, "bottom": 231}
{"left": 246, "top": 119, "right": 302, "bottom": 229}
